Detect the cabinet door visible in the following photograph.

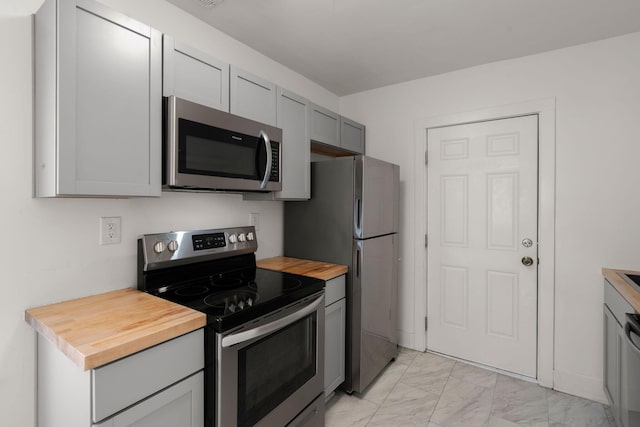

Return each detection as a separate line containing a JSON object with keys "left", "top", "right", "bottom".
{"left": 57, "top": 0, "right": 161, "bottom": 196}
{"left": 276, "top": 88, "right": 310, "bottom": 199}
{"left": 230, "top": 66, "right": 277, "bottom": 126}
{"left": 93, "top": 372, "right": 204, "bottom": 427}
{"left": 324, "top": 298, "right": 346, "bottom": 396}
{"left": 340, "top": 116, "right": 365, "bottom": 153}
{"left": 309, "top": 103, "right": 340, "bottom": 148}
{"left": 604, "top": 305, "right": 621, "bottom": 424}
{"left": 163, "top": 35, "right": 229, "bottom": 112}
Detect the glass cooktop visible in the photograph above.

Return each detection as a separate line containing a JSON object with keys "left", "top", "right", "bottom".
{"left": 147, "top": 265, "right": 324, "bottom": 332}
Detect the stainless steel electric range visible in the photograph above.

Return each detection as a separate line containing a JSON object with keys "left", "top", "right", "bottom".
{"left": 137, "top": 226, "right": 326, "bottom": 427}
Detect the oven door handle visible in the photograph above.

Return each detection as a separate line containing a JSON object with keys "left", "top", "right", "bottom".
{"left": 221, "top": 294, "right": 324, "bottom": 348}
{"left": 259, "top": 130, "right": 272, "bottom": 190}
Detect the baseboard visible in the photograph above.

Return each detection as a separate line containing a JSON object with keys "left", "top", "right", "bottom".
{"left": 553, "top": 369, "right": 607, "bottom": 404}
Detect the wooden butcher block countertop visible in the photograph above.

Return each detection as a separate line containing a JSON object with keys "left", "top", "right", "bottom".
{"left": 603, "top": 268, "right": 640, "bottom": 313}
{"left": 257, "top": 256, "right": 348, "bottom": 281}
{"left": 24, "top": 288, "right": 206, "bottom": 371}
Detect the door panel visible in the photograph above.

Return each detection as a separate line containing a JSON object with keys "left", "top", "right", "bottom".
{"left": 427, "top": 115, "right": 538, "bottom": 378}
{"left": 355, "top": 234, "right": 398, "bottom": 391}
{"left": 356, "top": 157, "right": 399, "bottom": 239}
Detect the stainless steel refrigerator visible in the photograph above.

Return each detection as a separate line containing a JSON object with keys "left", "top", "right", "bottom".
{"left": 284, "top": 155, "right": 399, "bottom": 394}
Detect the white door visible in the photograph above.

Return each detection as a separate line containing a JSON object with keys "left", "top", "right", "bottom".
{"left": 426, "top": 115, "right": 538, "bottom": 377}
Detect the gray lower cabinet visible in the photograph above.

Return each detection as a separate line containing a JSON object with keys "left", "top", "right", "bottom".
{"left": 37, "top": 329, "right": 204, "bottom": 427}
{"left": 230, "top": 66, "right": 277, "bottom": 126}
{"left": 324, "top": 275, "right": 346, "bottom": 397}
{"left": 35, "top": 0, "right": 162, "bottom": 197}
{"left": 163, "top": 34, "right": 229, "bottom": 112}
{"left": 93, "top": 372, "right": 203, "bottom": 427}
{"left": 604, "top": 304, "right": 622, "bottom": 425}
{"left": 604, "top": 279, "right": 634, "bottom": 427}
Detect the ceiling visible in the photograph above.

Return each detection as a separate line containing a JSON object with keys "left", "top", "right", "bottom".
{"left": 165, "top": 0, "right": 640, "bottom": 96}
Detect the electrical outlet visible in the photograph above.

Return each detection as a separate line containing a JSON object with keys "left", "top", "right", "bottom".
{"left": 249, "top": 212, "right": 260, "bottom": 231}
{"left": 100, "top": 217, "right": 121, "bottom": 245}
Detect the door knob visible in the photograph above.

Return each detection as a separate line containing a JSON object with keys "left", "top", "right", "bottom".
{"left": 522, "top": 256, "right": 534, "bottom": 266}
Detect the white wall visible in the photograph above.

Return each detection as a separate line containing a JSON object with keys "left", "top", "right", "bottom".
{"left": 0, "top": 2, "right": 338, "bottom": 425}
{"left": 339, "top": 32, "right": 640, "bottom": 402}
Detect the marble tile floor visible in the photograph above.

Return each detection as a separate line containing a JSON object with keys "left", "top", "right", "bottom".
{"left": 325, "top": 347, "right": 612, "bottom": 427}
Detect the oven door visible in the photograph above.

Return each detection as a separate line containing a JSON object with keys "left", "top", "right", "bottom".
{"left": 166, "top": 95, "right": 282, "bottom": 192}
{"left": 216, "top": 292, "right": 325, "bottom": 427}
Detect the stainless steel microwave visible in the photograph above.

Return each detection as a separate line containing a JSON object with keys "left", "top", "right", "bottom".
{"left": 164, "top": 96, "right": 282, "bottom": 192}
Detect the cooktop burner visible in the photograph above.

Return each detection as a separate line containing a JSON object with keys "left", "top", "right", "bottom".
{"left": 174, "top": 284, "right": 210, "bottom": 298}
{"left": 204, "top": 289, "right": 259, "bottom": 313}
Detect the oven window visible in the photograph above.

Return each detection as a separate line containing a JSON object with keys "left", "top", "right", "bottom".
{"left": 178, "top": 118, "right": 263, "bottom": 179}
{"left": 237, "top": 314, "right": 317, "bottom": 427}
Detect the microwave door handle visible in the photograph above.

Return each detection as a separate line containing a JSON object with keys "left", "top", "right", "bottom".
{"left": 259, "top": 130, "right": 272, "bottom": 189}
{"left": 221, "top": 294, "right": 324, "bottom": 348}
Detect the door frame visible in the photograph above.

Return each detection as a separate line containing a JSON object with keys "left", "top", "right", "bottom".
{"left": 413, "top": 98, "right": 556, "bottom": 388}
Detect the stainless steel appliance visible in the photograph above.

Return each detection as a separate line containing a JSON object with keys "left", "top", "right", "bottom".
{"left": 284, "top": 155, "right": 399, "bottom": 393}
{"left": 138, "top": 226, "right": 325, "bottom": 427}
{"left": 164, "top": 96, "right": 282, "bottom": 192}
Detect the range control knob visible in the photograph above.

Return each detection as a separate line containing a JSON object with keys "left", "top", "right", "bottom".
{"left": 167, "top": 240, "right": 179, "bottom": 252}
{"left": 153, "top": 241, "right": 166, "bottom": 254}
{"left": 247, "top": 232, "right": 255, "bottom": 241}
{"left": 238, "top": 233, "right": 246, "bottom": 242}
{"left": 228, "top": 234, "right": 238, "bottom": 244}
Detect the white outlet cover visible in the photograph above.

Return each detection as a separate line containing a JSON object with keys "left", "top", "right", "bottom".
{"left": 100, "top": 217, "right": 121, "bottom": 245}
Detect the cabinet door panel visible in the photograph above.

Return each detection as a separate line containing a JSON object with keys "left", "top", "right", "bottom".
{"left": 604, "top": 305, "right": 620, "bottom": 419}
{"left": 324, "top": 298, "right": 346, "bottom": 395}
{"left": 309, "top": 103, "right": 340, "bottom": 147}
{"left": 340, "top": 117, "right": 365, "bottom": 153}
{"left": 163, "top": 35, "right": 229, "bottom": 112}
{"left": 230, "top": 66, "right": 277, "bottom": 126}
{"left": 277, "top": 88, "right": 310, "bottom": 199}
{"left": 94, "top": 372, "right": 204, "bottom": 427}
{"left": 57, "top": 0, "right": 161, "bottom": 196}
{"left": 93, "top": 329, "right": 203, "bottom": 423}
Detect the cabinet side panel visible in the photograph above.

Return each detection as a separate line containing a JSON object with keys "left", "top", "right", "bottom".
{"left": 38, "top": 335, "right": 91, "bottom": 427}
{"left": 34, "top": 0, "right": 57, "bottom": 197}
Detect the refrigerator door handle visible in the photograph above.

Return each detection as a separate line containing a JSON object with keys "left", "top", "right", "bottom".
{"left": 356, "top": 248, "right": 361, "bottom": 278}
{"left": 355, "top": 198, "right": 362, "bottom": 235}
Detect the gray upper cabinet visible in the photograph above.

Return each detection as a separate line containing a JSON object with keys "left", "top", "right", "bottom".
{"left": 162, "top": 35, "right": 229, "bottom": 112}
{"left": 243, "top": 88, "right": 311, "bottom": 201}
{"left": 309, "top": 103, "right": 340, "bottom": 148}
{"left": 276, "top": 89, "right": 310, "bottom": 199}
{"left": 35, "top": 0, "right": 162, "bottom": 197}
{"left": 230, "top": 66, "right": 277, "bottom": 126}
{"left": 340, "top": 116, "right": 365, "bottom": 154}
{"left": 309, "top": 103, "right": 365, "bottom": 155}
